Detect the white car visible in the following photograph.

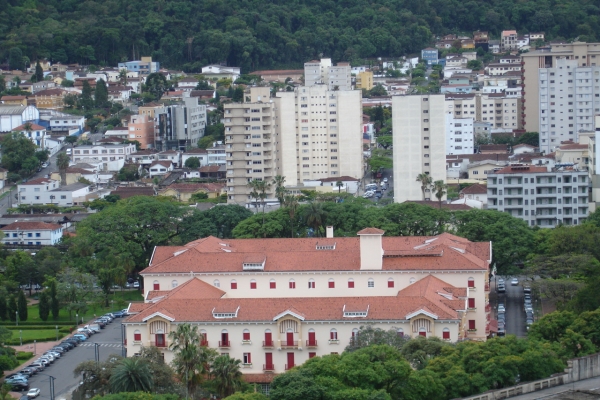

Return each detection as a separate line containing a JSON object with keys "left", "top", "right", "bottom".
{"left": 27, "top": 388, "right": 41, "bottom": 398}
{"left": 511, "top": 278, "right": 519, "bottom": 286}
{"left": 498, "top": 304, "right": 506, "bottom": 313}
{"left": 383, "top": 178, "right": 388, "bottom": 183}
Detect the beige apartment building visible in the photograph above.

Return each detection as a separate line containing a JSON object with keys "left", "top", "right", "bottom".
{"left": 224, "top": 86, "right": 363, "bottom": 204}
{"left": 392, "top": 95, "right": 446, "bottom": 202}
{"left": 521, "top": 42, "right": 600, "bottom": 133}
{"left": 356, "top": 71, "right": 374, "bottom": 90}
{"left": 444, "top": 93, "right": 522, "bottom": 130}
{"left": 127, "top": 114, "right": 155, "bottom": 149}
{"left": 304, "top": 58, "right": 352, "bottom": 91}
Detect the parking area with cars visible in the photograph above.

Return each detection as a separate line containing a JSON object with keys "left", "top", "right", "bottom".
{"left": 493, "top": 276, "right": 533, "bottom": 338}
{"left": 363, "top": 178, "right": 389, "bottom": 200}
{"left": 5, "top": 310, "right": 127, "bottom": 400}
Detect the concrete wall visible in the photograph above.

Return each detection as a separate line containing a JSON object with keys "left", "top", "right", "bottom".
{"left": 457, "top": 352, "right": 600, "bottom": 400}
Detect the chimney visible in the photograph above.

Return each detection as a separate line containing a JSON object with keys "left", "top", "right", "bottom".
{"left": 357, "top": 228, "right": 384, "bottom": 270}
{"left": 326, "top": 226, "right": 334, "bottom": 238}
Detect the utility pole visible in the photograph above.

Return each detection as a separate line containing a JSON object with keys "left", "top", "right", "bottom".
{"left": 94, "top": 343, "right": 100, "bottom": 364}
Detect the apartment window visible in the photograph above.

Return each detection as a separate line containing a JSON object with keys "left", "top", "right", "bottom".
{"left": 367, "top": 278, "right": 374, "bottom": 288}
{"left": 243, "top": 353, "right": 252, "bottom": 364}
{"left": 330, "top": 329, "right": 338, "bottom": 340}
{"left": 134, "top": 330, "right": 141, "bottom": 342}
{"left": 468, "top": 320, "right": 476, "bottom": 330}
{"left": 250, "top": 280, "right": 257, "bottom": 289}
{"left": 348, "top": 278, "right": 354, "bottom": 288}
{"left": 289, "top": 279, "right": 296, "bottom": 289}
{"left": 243, "top": 330, "right": 251, "bottom": 341}
{"left": 468, "top": 298, "right": 475, "bottom": 308}
{"left": 308, "top": 279, "right": 315, "bottom": 289}
{"left": 468, "top": 278, "right": 475, "bottom": 288}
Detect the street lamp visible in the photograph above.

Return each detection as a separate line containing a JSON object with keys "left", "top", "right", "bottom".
{"left": 34, "top": 340, "right": 36, "bottom": 355}
{"left": 55, "top": 325, "right": 58, "bottom": 341}
{"left": 15, "top": 311, "right": 18, "bottom": 326}
{"left": 76, "top": 313, "right": 78, "bottom": 325}
{"left": 19, "top": 330, "right": 22, "bottom": 346}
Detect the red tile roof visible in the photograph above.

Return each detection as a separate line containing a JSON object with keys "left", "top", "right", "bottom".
{"left": 150, "top": 160, "right": 172, "bottom": 168}
{"left": 14, "top": 123, "right": 46, "bottom": 131}
{"left": 559, "top": 144, "right": 588, "bottom": 150}
{"left": 163, "top": 183, "right": 225, "bottom": 193}
{"left": 460, "top": 183, "right": 487, "bottom": 195}
{"left": 20, "top": 177, "right": 55, "bottom": 185}
{"left": 492, "top": 165, "right": 548, "bottom": 174}
{"left": 357, "top": 228, "right": 385, "bottom": 235}
{"left": 1, "top": 221, "right": 61, "bottom": 230}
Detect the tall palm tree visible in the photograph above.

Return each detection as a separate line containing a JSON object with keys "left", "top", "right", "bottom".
{"left": 210, "top": 355, "right": 243, "bottom": 398}
{"left": 169, "top": 323, "right": 216, "bottom": 397}
{"left": 416, "top": 173, "right": 433, "bottom": 200}
{"left": 303, "top": 201, "right": 326, "bottom": 237}
{"left": 109, "top": 357, "right": 153, "bottom": 393}
{"left": 248, "top": 179, "right": 272, "bottom": 232}
{"left": 283, "top": 193, "right": 299, "bottom": 238}
{"left": 433, "top": 180, "right": 448, "bottom": 209}
{"left": 56, "top": 152, "right": 70, "bottom": 186}
{"left": 272, "top": 175, "right": 286, "bottom": 204}
{"left": 336, "top": 180, "right": 343, "bottom": 193}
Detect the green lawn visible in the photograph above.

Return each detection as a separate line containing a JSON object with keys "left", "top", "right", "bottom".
{"left": 7, "top": 329, "right": 66, "bottom": 345}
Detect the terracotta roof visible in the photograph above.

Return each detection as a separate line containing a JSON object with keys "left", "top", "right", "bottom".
{"left": 1, "top": 95, "right": 28, "bottom": 101}
{"left": 142, "top": 232, "right": 490, "bottom": 276}
{"left": 34, "top": 88, "right": 66, "bottom": 96}
{"left": 65, "top": 167, "right": 94, "bottom": 174}
{"left": 357, "top": 228, "right": 384, "bottom": 235}
{"left": 163, "top": 183, "right": 224, "bottom": 193}
{"left": 460, "top": 183, "right": 487, "bottom": 195}
{"left": 159, "top": 150, "right": 179, "bottom": 155}
{"left": 13, "top": 123, "right": 46, "bottom": 131}
{"left": 185, "top": 149, "right": 208, "bottom": 155}
{"left": 199, "top": 165, "right": 220, "bottom": 173}
{"left": 492, "top": 165, "right": 548, "bottom": 174}
{"left": 479, "top": 144, "right": 508, "bottom": 152}
{"left": 125, "top": 276, "right": 465, "bottom": 324}
{"left": 111, "top": 187, "right": 155, "bottom": 198}
{"left": 559, "top": 144, "right": 588, "bottom": 150}
{"left": 1, "top": 221, "right": 61, "bottom": 231}
{"left": 150, "top": 160, "right": 172, "bottom": 168}
{"left": 20, "top": 177, "right": 55, "bottom": 185}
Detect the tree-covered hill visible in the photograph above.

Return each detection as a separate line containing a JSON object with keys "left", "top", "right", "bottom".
{"left": 1, "top": 0, "right": 598, "bottom": 72}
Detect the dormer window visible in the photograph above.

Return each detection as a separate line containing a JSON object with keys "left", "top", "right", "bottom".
{"left": 243, "top": 258, "right": 265, "bottom": 270}
{"left": 212, "top": 306, "right": 240, "bottom": 319}
{"left": 343, "top": 304, "right": 369, "bottom": 318}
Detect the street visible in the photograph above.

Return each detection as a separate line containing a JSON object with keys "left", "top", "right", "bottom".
{"left": 24, "top": 321, "right": 124, "bottom": 400}
{"left": 491, "top": 276, "right": 527, "bottom": 338}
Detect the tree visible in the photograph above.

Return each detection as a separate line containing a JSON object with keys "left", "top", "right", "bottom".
{"left": 0, "top": 76, "right": 6, "bottom": 93}
{"left": 144, "top": 73, "right": 169, "bottom": 101}
{"left": 8, "top": 47, "right": 23, "bottom": 70}
{"left": 17, "top": 290, "right": 27, "bottom": 321}
{"left": 109, "top": 357, "right": 154, "bottom": 393}
{"left": 377, "top": 135, "right": 393, "bottom": 149}
{"left": 416, "top": 173, "right": 433, "bottom": 200}
{"left": 283, "top": 194, "right": 299, "bottom": 238}
{"left": 0, "top": 132, "right": 37, "bottom": 173}
{"left": 210, "top": 355, "right": 243, "bottom": 398}
{"left": 80, "top": 80, "right": 94, "bottom": 110}
{"left": 232, "top": 87, "right": 244, "bottom": 102}
{"left": 118, "top": 70, "right": 128, "bottom": 85}
{"left": 303, "top": 201, "right": 326, "bottom": 237}
{"left": 118, "top": 164, "right": 140, "bottom": 181}
{"left": 196, "top": 80, "right": 214, "bottom": 90}
{"left": 56, "top": 152, "right": 70, "bottom": 185}
{"left": 248, "top": 179, "right": 271, "bottom": 231}
{"left": 48, "top": 279, "right": 60, "bottom": 320}
{"left": 95, "top": 78, "right": 109, "bottom": 108}
{"left": 0, "top": 294, "right": 6, "bottom": 321}
{"left": 38, "top": 291, "right": 49, "bottom": 321}
{"left": 467, "top": 59, "right": 483, "bottom": 70}
{"left": 433, "top": 180, "right": 447, "bottom": 209}
{"left": 335, "top": 180, "right": 343, "bottom": 193}
{"left": 272, "top": 175, "right": 286, "bottom": 204}
{"left": 7, "top": 296, "right": 17, "bottom": 322}
{"left": 184, "top": 157, "right": 200, "bottom": 169}
{"left": 345, "top": 325, "right": 409, "bottom": 352}
{"left": 34, "top": 61, "right": 44, "bottom": 82}
{"left": 369, "top": 84, "right": 388, "bottom": 96}
{"left": 516, "top": 132, "right": 539, "bottom": 147}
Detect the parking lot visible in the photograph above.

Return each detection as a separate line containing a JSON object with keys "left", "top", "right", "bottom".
{"left": 492, "top": 276, "right": 531, "bottom": 338}
{"left": 7, "top": 317, "right": 125, "bottom": 400}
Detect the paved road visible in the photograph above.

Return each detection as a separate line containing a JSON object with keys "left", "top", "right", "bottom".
{"left": 492, "top": 276, "right": 527, "bottom": 338}
{"left": 23, "top": 321, "right": 124, "bottom": 400}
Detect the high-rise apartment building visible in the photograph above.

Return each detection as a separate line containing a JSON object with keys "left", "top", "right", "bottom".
{"left": 538, "top": 58, "right": 600, "bottom": 154}
{"left": 443, "top": 93, "right": 522, "bottom": 131}
{"left": 304, "top": 58, "right": 352, "bottom": 91}
{"left": 444, "top": 114, "right": 474, "bottom": 155}
{"left": 487, "top": 164, "right": 589, "bottom": 227}
{"left": 521, "top": 42, "right": 600, "bottom": 133}
{"left": 224, "top": 86, "right": 363, "bottom": 204}
{"left": 392, "top": 95, "right": 446, "bottom": 202}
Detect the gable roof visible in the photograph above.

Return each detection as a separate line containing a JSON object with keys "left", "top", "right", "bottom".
{"left": 150, "top": 160, "right": 172, "bottom": 168}
{"left": 1, "top": 221, "right": 62, "bottom": 231}
{"left": 13, "top": 123, "right": 45, "bottom": 131}
{"left": 460, "top": 183, "right": 487, "bottom": 195}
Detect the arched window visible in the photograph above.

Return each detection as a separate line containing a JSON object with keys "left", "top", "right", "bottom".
{"left": 367, "top": 278, "right": 374, "bottom": 288}
{"left": 230, "top": 279, "right": 237, "bottom": 289}
{"left": 289, "top": 279, "right": 296, "bottom": 289}
{"left": 250, "top": 279, "right": 257, "bottom": 289}
{"left": 348, "top": 278, "right": 354, "bottom": 288}
{"left": 171, "top": 280, "right": 178, "bottom": 288}
{"left": 330, "top": 328, "right": 338, "bottom": 340}
{"left": 397, "top": 328, "right": 404, "bottom": 337}
{"left": 307, "top": 328, "right": 316, "bottom": 346}
{"left": 387, "top": 278, "right": 394, "bottom": 288}
{"left": 270, "top": 279, "right": 276, "bottom": 289}
{"left": 243, "top": 329, "right": 250, "bottom": 341}
{"left": 352, "top": 328, "right": 359, "bottom": 337}
{"left": 220, "top": 329, "right": 229, "bottom": 347}
{"left": 409, "top": 277, "right": 416, "bottom": 284}
{"left": 468, "top": 277, "right": 475, "bottom": 288}
{"left": 200, "top": 330, "right": 208, "bottom": 346}
{"left": 153, "top": 280, "right": 159, "bottom": 290}
{"left": 133, "top": 329, "right": 141, "bottom": 341}
{"left": 442, "top": 328, "right": 450, "bottom": 340}
{"left": 328, "top": 278, "right": 335, "bottom": 288}
{"left": 419, "top": 327, "right": 427, "bottom": 337}
{"left": 264, "top": 329, "right": 273, "bottom": 346}
{"left": 213, "top": 279, "right": 220, "bottom": 288}
{"left": 308, "top": 278, "right": 315, "bottom": 289}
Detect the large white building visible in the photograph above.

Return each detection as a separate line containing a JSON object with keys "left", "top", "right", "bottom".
{"left": 538, "top": 58, "right": 600, "bottom": 154}
{"left": 392, "top": 95, "right": 446, "bottom": 202}
{"left": 124, "top": 229, "right": 492, "bottom": 389}
{"left": 16, "top": 178, "right": 91, "bottom": 207}
{"left": 304, "top": 59, "right": 352, "bottom": 91}
{"left": 0, "top": 105, "right": 39, "bottom": 133}
{"left": 1, "top": 221, "right": 62, "bottom": 246}
{"left": 445, "top": 114, "right": 474, "bottom": 155}
{"left": 224, "top": 86, "right": 363, "bottom": 204}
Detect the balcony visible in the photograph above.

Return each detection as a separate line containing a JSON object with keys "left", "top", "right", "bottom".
{"left": 306, "top": 340, "right": 318, "bottom": 348}
{"left": 219, "top": 341, "right": 231, "bottom": 348}
{"left": 263, "top": 340, "right": 274, "bottom": 348}
{"left": 285, "top": 364, "right": 295, "bottom": 370}
{"left": 263, "top": 364, "right": 275, "bottom": 372}
{"left": 281, "top": 340, "right": 299, "bottom": 348}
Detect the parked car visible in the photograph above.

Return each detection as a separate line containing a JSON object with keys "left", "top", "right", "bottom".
{"left": 20, "top": 368, "right": 36, "bottom": 376}
{"left": 497, "top": 303, "right": 506, "bottom": 313}
{"left": 93, "top": 320, "right": 107, "bottom": 328}
{"left": 113, "top": 311, "right": 126, "bottom": 318}
{"left": 383, "top": 178, "right": 388, "bottom": 183}
{"left": 523, "top": 286, "right": 531, "bottom": 294}
{"left": 8, "top": 381, "right": 29, "bottom": 391}
{"left": 497, "top": 326, "right": 506, "bottom": 336}
{"left": 497, "top": 284, "right": 506, "bottom": 293}
{"left": 44, "top": 351, "right": 60, "bottom": 359}
{"left": 511, "top": 278, "right": 519, "bottom": 286}
{"left": 26, "top": 388, "right": 40, "bottom": 398}
{"left": 28, "top": 363, "right": 44, "bottom": 371}
{"left": 73, "top": 334, "right": 87, "bottom": 341}
{"left": 86, "top": 324, "right": 101, "bottom": 333}
{"left": 133, "top": 281, "right": 140, "bottom": 288}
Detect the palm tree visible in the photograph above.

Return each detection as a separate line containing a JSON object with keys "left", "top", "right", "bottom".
{"left": 272, "top": 175, "right": 286, "bottom": 204}
{"left": 283, "top": 193, "right": 299, "bottom": 238}
{"left": 433, "top": 180, "right": 448, "bottom": 209}
{"left": 56, "top": 152, "right": 70, "bottom": 186}
{"left": 109, "top": 358, "right": 153, "bottom": 393}
{"left": 336, "top": 180, "right": 343, "bottom": 193}
{"left": 169, "top": 323, "right": 216, "bottom": 397}
{"left": 248, "top": 179, "right": 272, "bottom": 232}
{"left": 303, "top": 201, "right": 326, "bottom": 237}
{"left": 416, "top": 173, "right": 433, "bottom": 200}
{"left": 210, "top": 355, "right": 243, "bottom": 398}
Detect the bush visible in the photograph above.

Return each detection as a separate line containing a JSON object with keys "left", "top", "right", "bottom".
{"left": 0, "top": 355, "right": 18, "bottom": 371}
{"left": 16, "top": 351, "right": 33, "bottom": 360}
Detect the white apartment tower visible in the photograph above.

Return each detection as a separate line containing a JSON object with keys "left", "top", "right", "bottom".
{"left": 538, "top": 58, "right": 600, "bottom": 154}
{"left": 224, "top": 86, "right": 363, "bottom": 205}
{"left": 304, "top": 58, "right": 352, "bottom": 91}
{"left": 444, "top": 114, "right": 474, "bottom": 155}
{"left": 392, "top": 95, "right": 446, "bottom": 202}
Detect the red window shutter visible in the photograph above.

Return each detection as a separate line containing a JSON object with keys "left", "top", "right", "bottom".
{"left": 250, "top": 281, "right": 257, "bottom": 289}
{"left": 270, "top": 281, "right": 276, "bottom": 289}
{"left": 419, "top": 331, "right": 427, "bottom": 337}
{"left": 309, "top": 352, "right": 316, "bottom": 359}
{"left": 468, "top": 280, "right": 475, "bottom": 288}
{"left": 443, "top": 331, "right": 450, "bottom": 339}
{"left": 231, "top": 282, "right": 237, "bottom": 289}
{"left": 388, "top": 280, "right": 394, "bottom": 288}
{"left": 134, "top": 333, "right": 141, "bottom": 341}
{"left": 330, "top": 331, "right": 337, "bottom": 340}
{"left": 469, "top": 320, "right": 476, "bottom": 330}
{"left": 247, "top": 353, "right": 251, "bottom": 364}
{"left": 153, "top": 283, "right": 159, "bottom": 290}
{"left": 328, "top": 281, "right": 334, "bottom": 288}
{"left": 468, "top": 298, "right": 475, "bottom": 308}
{"left": 348, "top": 281, "right": 354, "bottom": 288}
{"left": 289, "top": 281, "right": 295, "bottom": 289}
{"left": 243, "top": 332, "right": 250, "bottom": 341}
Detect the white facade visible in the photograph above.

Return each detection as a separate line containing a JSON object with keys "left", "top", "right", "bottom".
{"left": 392, "top": 95, "right": 446, "bottom": 202}
{"left": 72, "top": 144, "right": 137, "bottom": 163}
{"left": 1, "top": 221, "right": 62, "bottom": 246}
{"left": 48, "top": 115, "right": 85, "bottom": 134}
{"left": 304, "top": 59, "right": 352, "bottom": 91}
{"left": 0, "top": 105, "right": 40, "bottom": 132}
{"left": 538, "top": 58, "right": 600, "bottom": 154}
{"left": 182, "top": 150, "right": 208, "bottom": 167}
{"left": 445, "top": 114, "right": 474, "bottom": 155}
{"left": 17, "top": 179, "right": 90, "bottom": 206}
